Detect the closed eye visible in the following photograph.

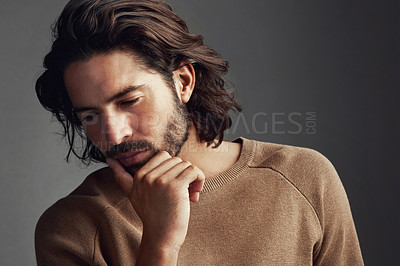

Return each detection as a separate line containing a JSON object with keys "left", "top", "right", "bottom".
{"left": 120, "top": 97, "right": 141, "bottom": 107}
{"left": 81, "top": 112, "right": 98, "bottom": 123}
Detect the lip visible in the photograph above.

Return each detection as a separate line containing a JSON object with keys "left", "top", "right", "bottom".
{"left": 115, "top": 150, "right": 149, "bottom": 167}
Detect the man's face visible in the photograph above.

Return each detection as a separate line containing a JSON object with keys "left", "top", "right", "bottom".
{"left": 64, "top": 50, "right": 190, "bottom": 173}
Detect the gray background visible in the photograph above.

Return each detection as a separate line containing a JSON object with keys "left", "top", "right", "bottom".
{"left": 0, "top": 0, "right": 398, "bottom": 265}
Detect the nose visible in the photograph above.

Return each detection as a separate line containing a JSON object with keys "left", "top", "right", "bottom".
{"left": 102, "top": 111, "right": 134, "bottom": 146}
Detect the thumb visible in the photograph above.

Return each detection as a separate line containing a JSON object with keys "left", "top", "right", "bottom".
{"left": 106, "top": 158, "right": 134, "bottom": 194}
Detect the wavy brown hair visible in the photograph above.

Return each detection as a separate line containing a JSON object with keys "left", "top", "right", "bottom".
{"left": 36, "top": 0, "right": 241, "bottom": 165}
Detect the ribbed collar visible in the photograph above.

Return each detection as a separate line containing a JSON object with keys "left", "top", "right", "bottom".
{"left": 201, "top": 137, "right": 256, "bottom": 193}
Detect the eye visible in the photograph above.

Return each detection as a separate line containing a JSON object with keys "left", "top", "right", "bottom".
{"left": 81, "top": 113, "right": 98, "bottom": 123}
{"left": 120, "top": 97, "right": 141, "bottom": 107}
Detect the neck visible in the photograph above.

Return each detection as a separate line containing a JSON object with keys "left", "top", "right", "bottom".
{"left": 177, "top": 125, "right": 241, "bottom": 179}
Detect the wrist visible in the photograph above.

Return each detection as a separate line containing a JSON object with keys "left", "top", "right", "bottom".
{"left": 141, "top": 225, "right": 185, "bottom": 251}
{"left": 136, "top": 230, "right": 183, "bottom": 265}
{"left": 137, "top": 236, "right": 180, "bottom": 266}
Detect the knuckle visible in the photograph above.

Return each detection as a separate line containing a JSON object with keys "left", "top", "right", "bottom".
{"left": 180, "top": 160, "right": 192, "bottom": 167}
{"left": 158, "top": 150, "right": 171, "bottom": 158}
{"left": 135, "top": 169, "right": 146, "bottom": 179}
{"left": 168, "top": 157, "right": 182, "bottom": 165}
{"left": 169, "top": 157, "right": 182, "bottom": 164}
{"left": 143, "top": 172, "right": 157, "bottom": 182}
{"left": 187, "top": 164, "right": 196, "bottom": 171}
{"left": 154, "top": 176, "right": 167, "bottom": 187}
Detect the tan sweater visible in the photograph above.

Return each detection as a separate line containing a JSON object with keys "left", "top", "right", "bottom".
{"left": 35, "top": 138, "right": 364, "bottom": 265}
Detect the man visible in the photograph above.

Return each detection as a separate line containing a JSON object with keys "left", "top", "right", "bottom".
{"left": 35, "top": 0, "right": 364, "bottom": 265}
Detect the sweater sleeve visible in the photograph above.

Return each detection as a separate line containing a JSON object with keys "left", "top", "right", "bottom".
{"left": 287, "top": 148, "right": 364, "bottom": 265}
{"left": 262, "top": 143, "right": 364, "bottom": 265}
{"left": 310, "top": 152, "right": 364, "bottom": 265}
{"left": 34, "top": 198, "right": 103, "bottom": 266}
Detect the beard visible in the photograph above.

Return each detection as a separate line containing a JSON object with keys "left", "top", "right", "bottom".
{"left": 105, "top": 90, "right": 191, "bottom": 174}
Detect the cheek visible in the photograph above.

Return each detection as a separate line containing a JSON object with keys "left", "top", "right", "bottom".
{"left": 82, "top": 123, "right": 102, "bottom": 147}
{"left": 137, "top": 111, "right": 169, "bottom": 135}
{"left": 136, "top": 95, "right": 172, "bottom": 135}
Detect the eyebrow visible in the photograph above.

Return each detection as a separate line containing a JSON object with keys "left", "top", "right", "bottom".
{"left": 72, "top": 84, "right": 145, "bottom": 113}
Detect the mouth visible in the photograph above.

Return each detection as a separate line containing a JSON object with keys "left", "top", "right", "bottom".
{"left": 114, "top": 149, "right": 150, "bottom": 167}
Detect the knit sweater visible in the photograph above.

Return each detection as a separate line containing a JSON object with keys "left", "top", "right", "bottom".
{"left": 35, "top": 137, "right": 364, "bottom": 265}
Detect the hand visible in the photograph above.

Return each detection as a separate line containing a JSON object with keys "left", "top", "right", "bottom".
{"left": 106, "top": 151, "right": 205, "bottom": 263}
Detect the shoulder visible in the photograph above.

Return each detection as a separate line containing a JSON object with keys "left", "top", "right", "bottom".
{"left": 244, "top": 138, "right": 347, "bottom": 221}
{"left": 241, "top": 139, "right": 362, "bottom": 253}
{"left": 36, "top": 167, "right": 126, "bottom": 229}
{"left": 242, "top": 138, "right": 363, "bottom": 264}
{"left": 35, "top": 167, "right": 128, "bottom": 262}
{"left": 248, "top": 138, "right": 334, "bottom": 173}
{"left": 248, "top": 138, "right": 339, "bottom": 188}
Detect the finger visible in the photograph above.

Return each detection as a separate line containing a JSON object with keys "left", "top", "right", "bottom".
{"left": 177, "top": 165, "right": 205, "bottom": 185}
{"left": 142, "top": 157, "right": 185, "bottom": 184}
{"left": 107, "top": 158, "right": 134, "bottom": 194}
{"left": 153, "top": 160, "right": 193, "bottom": 184}
{"left": 176, "top": 165, "right": 205, "bottom": 202}
{"left": 188, "top": 167, "right": 205, "bottom": 203}
{"left": 189, "top": 190, "right": 200, "bottom": 203}
{"left": 189, "top": 176, "right": 205, "bottom": 194}
{"left": 135, "top": 151, "right": 172, "bottom": 179}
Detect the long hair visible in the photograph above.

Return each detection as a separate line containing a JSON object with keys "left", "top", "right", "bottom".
{"left": 36, "top": 0, "right": 241, "bottom": 165}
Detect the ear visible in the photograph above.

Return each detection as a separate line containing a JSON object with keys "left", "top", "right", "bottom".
{"left": 173, "top": 63, "right": 195, "bottom": 104}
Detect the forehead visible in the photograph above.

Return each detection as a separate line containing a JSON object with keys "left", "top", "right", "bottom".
{"left": 63, "top": 50, "right": 166, "bottom": 106}
{"left": 64, "top": 50, "right": 147, "bottom": 89}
